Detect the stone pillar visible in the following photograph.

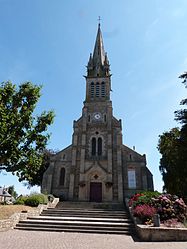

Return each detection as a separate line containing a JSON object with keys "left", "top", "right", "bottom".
{"left": 73, "top": 134, "right": 78, "bottom": 146}
{"left": 68, "top": 149, "right": 76, "bottom": 199}
{"left": 71, "top": 148, "right": 77, "bottom": 167}
{"left": 68, "top": 172, "right": 75, "bottom": 200}
{"left": 107, "top": 134, "right": 112, "bottom": 174}
{"left": 79, "top": 133, "right": 86, "bottom": 200}
{"left": 117, "top": 132, "right": 123, "bottom": 202}
{"left": 80, "top": 134, "right": 86, "bottom": 173}
{"left": 107, "top": 149, "right": 112, "bottom": 173}
{"left": 107, "top": 103, "right": 112, "bottom": 130}
{"left": 80, "top": 149, "right": 85, "bottom": 173}
{"left": 82, "top": 108, "right": 87, "bottom": 132}
{"left": 80, "top": 134, "right": 86, "bottom": 168}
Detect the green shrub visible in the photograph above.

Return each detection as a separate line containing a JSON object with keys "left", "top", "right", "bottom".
{"left": 14, "top": 196, "right": 28, "bottom": 205}
{"left": 25, "top": 196, "right": 40, "bottom": 207}
{"left": 24, "top": 193, "right": 48, "bottom": 207}
{"left": 14, "top": 193, "right": 48, "bottom": 207}
{"left": 129, "top": 191, "right": 161, "bottom": 208}
{"left": 140, "top": 191, "right": 161, "bottom": 199}
{"left": 133, "top": 195, "right": 152, "bottom": 207}
{"left": 30, "top": 193, "right": 48, "bottom": 204}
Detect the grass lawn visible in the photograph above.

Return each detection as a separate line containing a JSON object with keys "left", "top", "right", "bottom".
{"left": 0, "top": 205, "right": 34, "bottom": 220}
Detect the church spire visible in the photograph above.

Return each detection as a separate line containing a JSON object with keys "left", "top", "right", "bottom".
{"left": 93, "top": 23, "right": 105, "bottom": 67}
{"left": 87, "top": 23, "right": 110, "bottom": 77}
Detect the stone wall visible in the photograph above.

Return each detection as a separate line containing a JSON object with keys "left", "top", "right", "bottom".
{"left": 136, "top": 225, "right": 187, "bottom": 242}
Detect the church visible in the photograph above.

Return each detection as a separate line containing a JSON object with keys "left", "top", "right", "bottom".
{"left": 42, "top": 24, "right": 154, "bottom": 202}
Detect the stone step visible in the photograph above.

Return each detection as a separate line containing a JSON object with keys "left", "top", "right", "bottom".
{"left": 56, "top": 201, "right": 125, "bottom": 210}
{"left": 41, "top": 210, "right": 128, "bottom": 216}
{"left": 42, "top": 210, "right": 128, "bottom": 215}
{"left": 28, "top": 216, "right": 132, "bottom": 223}
{"left": 42, "top": 208, "right": 129, "bottom": 218}
{"left": 45, "top": 207, "right": 127, "bottom": 213}
{"left": 54, "top": 207, "right": 126, "bottom": 212}
{"left": 46, "top": 208, "right": 127, "bottom": 213}
{"left": 18, "top": 219, "right": 131, "bottom": 227}
{"left": 40, "top": 213, "right": 128, "bottom": 219}
{"left": 17, "top": 221, "right": 131, "bottom": 228}
{"left": 15, "top": 202, "right": 135, "bottom": 236}
{"left": 41, "top": 214, "right": 128, "bottom": 219}
{"left": 15, "top": 226, "right": 131, "bottom": 235}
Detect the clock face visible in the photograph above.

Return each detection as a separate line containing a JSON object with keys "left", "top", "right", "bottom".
{"left": 94, "top": 113, "right": 101, "bottom": 120}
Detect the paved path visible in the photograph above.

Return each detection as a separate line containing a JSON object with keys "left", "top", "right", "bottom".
{"left": 0, "top": 230, "right": 187, "bottom": 249}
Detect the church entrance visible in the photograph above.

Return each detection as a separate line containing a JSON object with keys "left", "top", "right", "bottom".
{"left": 90, "top": 182, "right": 102, "bottom": 202}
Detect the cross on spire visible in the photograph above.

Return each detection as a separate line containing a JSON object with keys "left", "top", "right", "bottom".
{"left": 98, "top": 16, "right": 101, "bottom": 25}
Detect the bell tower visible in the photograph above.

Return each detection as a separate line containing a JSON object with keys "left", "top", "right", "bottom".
{"left": 82, "top": 23, "right": 115, "bottom": 160}
{"left": 73, "top": 23, "right": 124, "bottom": 202}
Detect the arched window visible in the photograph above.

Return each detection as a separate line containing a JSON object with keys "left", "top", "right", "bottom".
{"left": 96, "top": 82, "right": 100, "bottom": 97}
{"left": 90, "top": 82, "right": 94, "bottom": 98}
{"left": 98, "top": 137, "right": 102, "bottom": 156}
{"left": 101, "top": 82, "right": 105, "bottom": 97}
{"left": 59, "top": 168, "right": 65, "bottom": 186}
{"left": 91, "top": 137, "right": 96, "bottom": 156}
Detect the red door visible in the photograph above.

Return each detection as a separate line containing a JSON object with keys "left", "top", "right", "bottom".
{"left": 90, "top": 182, "right": 102, "bottom": 202}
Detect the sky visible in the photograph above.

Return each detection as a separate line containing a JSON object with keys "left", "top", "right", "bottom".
{"left": 0, "top": 0, "right": 187, "bottom": 195}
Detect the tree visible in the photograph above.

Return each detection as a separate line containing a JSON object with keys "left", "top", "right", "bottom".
{"left": 0, "top": 81, "right": 55, "bottom": 185}
{"left": 158, "top": 128, "right": 182, "bottom": 194}
{"left": 8, "top": 185, "right": 18, "bottom": 199}
{"left": 22, "top": 149, "right": 56, "bottom": 187}
{"left": 158, "top": 75, "right": 187, "bottom": 199}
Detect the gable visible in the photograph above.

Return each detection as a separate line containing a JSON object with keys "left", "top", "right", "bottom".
{"left": 122, "top": 144, "right": 146, "bottom": 163}
{"left": 52, "top": 145, "right": 72, "bottom": 162}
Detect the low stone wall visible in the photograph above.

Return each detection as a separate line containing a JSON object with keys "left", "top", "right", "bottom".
{"left": 48, "top": 197, "right": 59, "bottom": 208}
{"left": 136, "top": 225, "right": 187, "bottom": 242}
{"left": 0, "top": 198, "right": 59, "bottom": 232}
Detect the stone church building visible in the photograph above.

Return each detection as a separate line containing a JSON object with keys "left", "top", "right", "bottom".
{"left": 42, "top": 24, "right": 153, "bottom": 202}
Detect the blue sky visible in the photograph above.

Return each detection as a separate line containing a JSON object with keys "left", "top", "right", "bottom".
{"left": 0, "top": 0, "right": 187, "bottom": 195}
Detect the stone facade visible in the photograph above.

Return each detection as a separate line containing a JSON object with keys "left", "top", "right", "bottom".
{"left": 42, "top": 24, "right": 154, "bottom": 202}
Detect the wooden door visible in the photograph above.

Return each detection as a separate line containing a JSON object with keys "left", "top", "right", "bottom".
{"left": 90, "top": 182, "right": 102, "bottom": 202}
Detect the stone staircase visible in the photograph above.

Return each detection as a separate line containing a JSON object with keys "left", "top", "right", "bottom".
{"left": 15, "top": 202, "right": 135, "bottom": 235}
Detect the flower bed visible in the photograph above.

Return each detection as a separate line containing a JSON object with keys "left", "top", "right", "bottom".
{"left": 127, "top": 191, "right": 187, "bottom": 241}
{"left": 128, "top": 191, "right": 187, "bottom": 226}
